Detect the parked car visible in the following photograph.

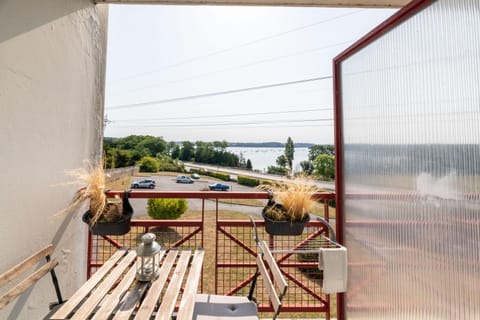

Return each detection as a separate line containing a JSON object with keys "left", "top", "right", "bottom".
{"left": 131, "top": 179, "right": 156, "bottom": 189}
{"left": 191, "top": 173, "right": 200, "bottom": 179}
{"left": 209, "top": 183, "right": 230, "bottom": 191}
{"left": 176, "top": 175, "right": 194, "bottom": 184}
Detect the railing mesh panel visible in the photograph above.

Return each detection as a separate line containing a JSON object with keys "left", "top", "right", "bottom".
{"left": 217, "top": 220, "right": 332, "bottom": 318}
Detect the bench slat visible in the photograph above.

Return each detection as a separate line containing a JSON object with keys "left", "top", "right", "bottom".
{"left": 0, "top": 259, "right": 58, "bottom": 310}
{"left": 0, "top": 245, "right": 54, "bottom": 289}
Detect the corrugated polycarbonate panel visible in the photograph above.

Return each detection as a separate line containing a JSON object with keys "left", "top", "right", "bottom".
{"left": 339, "top": 1, "right": 480, "bottom": 319}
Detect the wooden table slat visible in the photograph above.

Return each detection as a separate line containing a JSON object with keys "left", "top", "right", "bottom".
{"left": 112, "top": 282, "right": 148, "bottom": 320}
{"left": 176, "top": 249, "right": 205, "bottom": 320}
{"left": 51, "top": 247, "right": 204, "bottom": 320}
{"left": 71, "top": 250, "right": 137, "bottom": 320}
{"left": 113, "top": 282, "right": 148, "bottom": 320}
{"left": 90, "top": 258, "right": 139, "bottom": 320}
{"left": 50, "top": 249, "right": 128, "bottom": 319}
{"left": 155, "top": 250, "right": 192, "bottom": 320}
{"left": 133, "top": 250, "right": 176, "bottom": 320}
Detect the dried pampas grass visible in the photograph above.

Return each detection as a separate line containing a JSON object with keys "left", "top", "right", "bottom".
{"left": 58, "top": 162, "right": 111, "bottom": 225}
{"left": 259, "top": 176, "right": 318, "bottom": 222}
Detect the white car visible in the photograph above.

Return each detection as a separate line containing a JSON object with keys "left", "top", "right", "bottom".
{"left": 131, "top": 179, "right": 156, "bottom": 189}
{"left": 191, "top": 173, "right": 200, "bottom": 179}
{"left": 176, "top": 175, "right": 194, "bottom": 184}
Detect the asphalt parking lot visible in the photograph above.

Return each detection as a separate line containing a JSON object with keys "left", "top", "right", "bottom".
{"left": 129, "top": 174, "right": 265, "bottom": 217}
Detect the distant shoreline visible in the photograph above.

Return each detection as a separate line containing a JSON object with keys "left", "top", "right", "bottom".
{"left": 229, "top": 142, "right": 315, "bottom": 148}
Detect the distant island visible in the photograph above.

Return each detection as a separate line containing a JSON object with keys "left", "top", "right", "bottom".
{"left": 229, "top": 142, "right": 315, "bottom": 148}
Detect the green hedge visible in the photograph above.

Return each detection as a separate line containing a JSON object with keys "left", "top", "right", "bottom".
{"left": 147, "top": 198, "right": 188, "bottom": 220}
{"left": 190, "top": 169, "right": 230, "bottom": 181}
{"left": 237, "top": 175, "right": 260, "bottom": 187}
{"left": 210, "top": 171, "right": 230, "bottom": 181}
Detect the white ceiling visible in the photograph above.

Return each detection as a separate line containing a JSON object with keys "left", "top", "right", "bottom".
{"left": 95, "top": 0, "right": 408, "bottom": 8}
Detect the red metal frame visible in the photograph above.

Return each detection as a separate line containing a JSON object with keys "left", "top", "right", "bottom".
{"left": 215, "top": 193, "right": 335, "bottom": 318}
{"left": 332, "top": 1, "right": 436, "bottom": 318}
{"left": 87, "top": 190, "right": 336, "bottom": 318}
{"left": 216, "top": 219, "right": 334, "bottom": 316}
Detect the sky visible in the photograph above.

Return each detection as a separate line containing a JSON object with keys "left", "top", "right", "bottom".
{"left": 104, "top": 5, "right": 397, "bottom": 144}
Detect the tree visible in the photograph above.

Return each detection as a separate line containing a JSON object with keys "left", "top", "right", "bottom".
{"left": 104, "top": 146, "right": 116, "bottom": 169}
{"left": 166, "top": 141, "right": 177, "bottom": 156}
{"left": 115, "top": 149, "right": 134, "bottom": 167}
{"left": 238, "top": 152, "right": 246, "bottom": 168}
{"left": 195, "top": 141, "right": 214, "bottom": 163}
{"left": 137, "top": 136, "right": 167, "bottom": 156}
{"left": 213, "top": 140, "right": 228, "bottom": 151}
{"left": 137, "top": 156, "right": 159, "bottom": 172}
{"left": 171, "top": 144, "right": 180, "bottom": 159}
{"left": 267, "top": 165, "right": 288, "bottom": 176}
{"left": 113, "top": 135, "right": 146, "bottom": 150}
{"left": 285, "top": 137, "right": 295, "bottom": 173}
{"left": 179, "top": 141, "right": 194, "bottom": 161}
{"left": 313, "top": 154, "right": 335, "bottom": 180}
{"left": 246, "top": 159, "right": 253, "bottom": 170}
{"left": 299, "top": 160, "right": 314, "bottom": 175}
{"left": 308, "top": 144, "right": 334, "bottom": 161}
{"left": 276, "top": 154, "right": 287, "bottom": 167}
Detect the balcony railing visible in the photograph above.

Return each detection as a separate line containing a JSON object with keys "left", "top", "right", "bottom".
{"left": 88, "top": 190, "right": 338, "bottom": 319}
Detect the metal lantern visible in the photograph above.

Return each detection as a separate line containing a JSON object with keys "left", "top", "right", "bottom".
{"left": 136, "top": 233, "right": 161, "bottom": 281}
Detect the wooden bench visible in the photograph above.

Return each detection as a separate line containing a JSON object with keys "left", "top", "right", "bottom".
{"left": 192, "top": 240, "right": 288, "bottom": 320}
{"left": 0, "top": 244, "right": 63, "bottom": 311}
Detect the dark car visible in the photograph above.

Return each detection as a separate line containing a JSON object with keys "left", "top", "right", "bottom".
{"left": 131, "top": 179, "right": 156, "bottom": 189}
{"left": 209, "top": 183, "right": 230, "bottom": 191}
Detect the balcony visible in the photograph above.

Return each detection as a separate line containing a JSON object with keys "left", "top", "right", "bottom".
{"left": 87, "top": 189, "right": 338, "bottom": 319}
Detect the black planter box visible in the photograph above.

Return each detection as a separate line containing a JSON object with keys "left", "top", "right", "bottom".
{"left": 262, "top": 208, "right": 310, "bottom": 236}
{"left": 82, "top": 190, "right": 133, "bottom": 236}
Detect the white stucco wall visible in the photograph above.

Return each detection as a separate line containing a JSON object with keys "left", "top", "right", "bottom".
{"left": 0, "top": 0, "right": 108, "bottom": 318}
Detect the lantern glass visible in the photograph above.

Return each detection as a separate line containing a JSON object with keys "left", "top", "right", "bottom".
{"left": 136, "top": 233, "right": 161, "bottom": 281}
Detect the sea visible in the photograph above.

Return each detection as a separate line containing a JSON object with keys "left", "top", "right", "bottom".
{"left": 227, "top": 147, "right": 310, "bottom": 173}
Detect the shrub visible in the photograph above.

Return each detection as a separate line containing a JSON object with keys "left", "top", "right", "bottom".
{"left": 158, "top": 161, "right": 184, "bottom": 172}
{"left": 200, "top": 170, "right": 230, "bottom": 181}
{"left": 188, "top": 169, "right": 230, "bottom": 181}
{"left": 147, "top": 198, "right": 188, "bottom": 220}
{"left": 138, "top": 156, "right": 159, "bottom": 172}
{"left": 212, "top": 171, "right": 230, "bottom": 181}
{"left": 313, "top": 154, "right": 335, "bottom": 180}
{"left": 267, "top": 165, "right": 288, "bottom": 176}
{"left": 237, "top": 175, "right": 260, "bottom": 187}
{"left": 157, "top": 155, "right": 185, "bottom": 172}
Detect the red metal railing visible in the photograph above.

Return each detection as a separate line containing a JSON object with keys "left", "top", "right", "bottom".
{"left": 87, "top": 190, "right": 338, "bottom": 318}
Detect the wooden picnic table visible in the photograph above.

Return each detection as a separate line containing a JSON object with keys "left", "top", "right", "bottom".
{"left": 48, "top": 247, "right": 204, "bottom": 320}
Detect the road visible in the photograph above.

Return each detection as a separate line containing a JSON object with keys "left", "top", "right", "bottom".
{"left": 129, "top": 175, "right": 267, "bottom": 218}
{"left": 184, "top": 162, "right": 335, "bottom": 191}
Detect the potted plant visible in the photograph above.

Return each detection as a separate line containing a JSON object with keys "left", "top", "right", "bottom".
{"left": 260, "top": 177, "right": 317, "bottom": 236}
{"left": 68, "top": 163, "right": 134, "bottom": 235}
{"left": 81, "top": 190, "right": 133, "bottom": 236}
